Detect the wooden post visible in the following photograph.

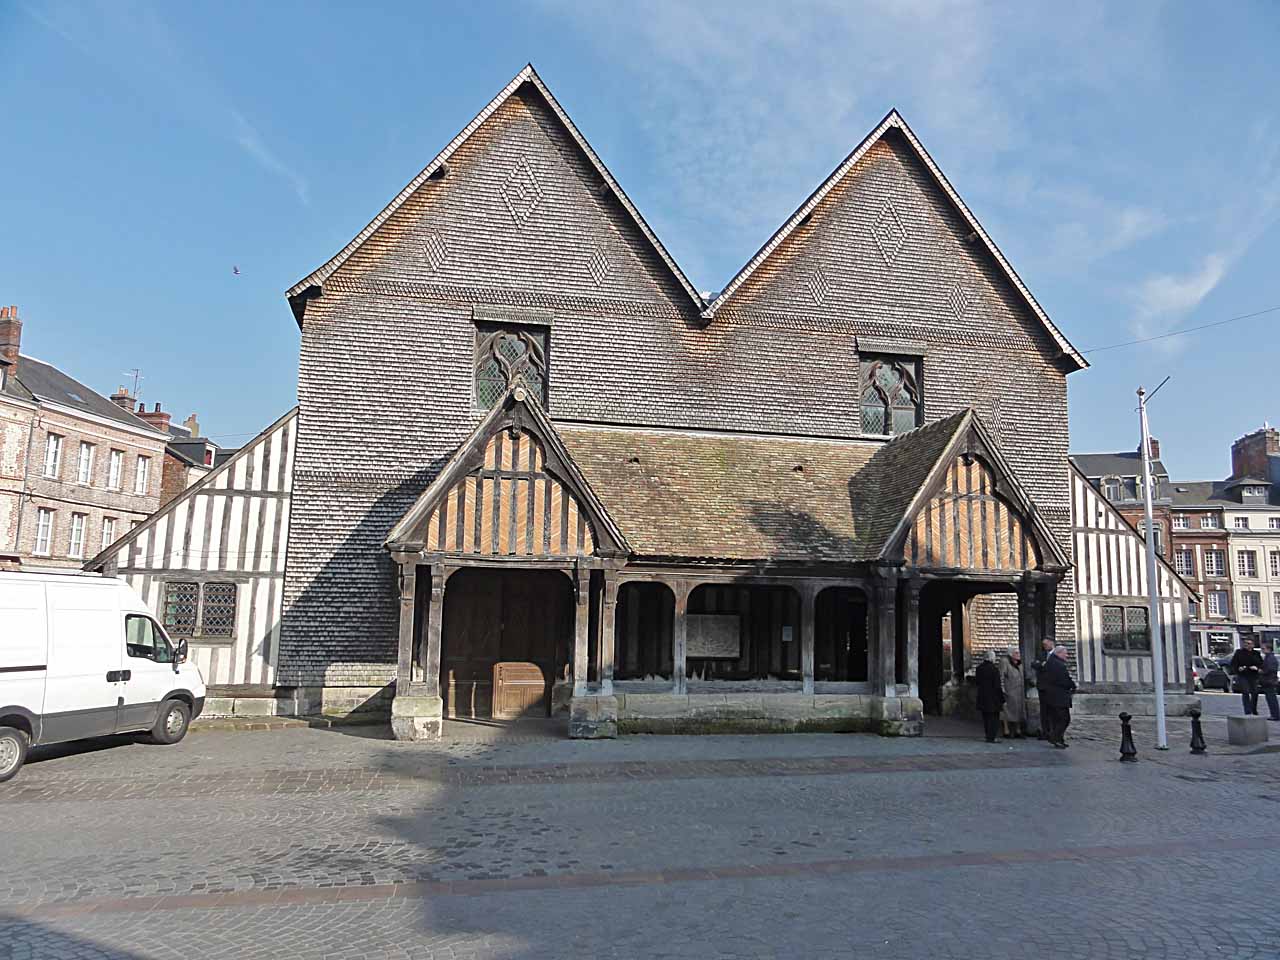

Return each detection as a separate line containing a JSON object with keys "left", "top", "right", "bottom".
{"left": 422, "top": 565, "right": 446, "bottom": 696}
{"left": 800, "top": 583, "right": 816, "bottom": 695}
{"left": 599, "top": 569, "right": 619, "bottom": 696}
{"left": 1040, "top": 579, "right": 1058, "bottom": 650}
{"left": 950, "top": 595, "right": 967, "bottom": 681}
{"left": 872, "top": 568, "right": 899, "bottom": 698}
{"left": 395, "top": 557, "right": 417, "bottom": 691}
{"left": 1017, "top": 578, "right": 1042, "bottom": 687}
{"left": 573, "top": 565, "right": 591, "bottom": 696}
{"left": 904, "top": 577, "right": 922, "bottom": 698}
{"left": 672, "top": 580, "right": 692, "bottom": 695}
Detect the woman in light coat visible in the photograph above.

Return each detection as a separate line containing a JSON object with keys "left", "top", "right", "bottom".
{"left": 999, "top": 648, "right": 1026, "bottom": 738}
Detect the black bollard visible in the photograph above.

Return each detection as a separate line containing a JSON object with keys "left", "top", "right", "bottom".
{"left": 1189, "top": 707, "right": 1207, "bottom": 754}
{"left": 1119, "top": 712, "right": 1138, "bottom": 762}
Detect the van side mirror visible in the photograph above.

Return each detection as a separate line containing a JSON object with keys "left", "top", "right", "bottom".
{"left": 173, "top": 638, "right": 188, "bottom": 670}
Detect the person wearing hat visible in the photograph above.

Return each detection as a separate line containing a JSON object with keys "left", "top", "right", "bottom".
{"left": 999, "top": 647, "right": 1026, "bottom": 738}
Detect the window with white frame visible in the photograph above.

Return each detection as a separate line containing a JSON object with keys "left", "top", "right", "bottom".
{"left": 1140, "top": 520, "right": 1164, "bottom": 555}
{"left": 76, "top": 441, "right": 94, "bottom": 484}
{"left": 1235, "top": 516, "right": 1251, "bottom": 529}
{"left": 1242, "top": 591, "right": 1262, "bottom": 616}
{"left": 1204, "top": 550, "right": 1227, "bottom": 577}
{"left": 34, "top": 508, "right": 54, "bottom": 555}
{"left": 1270, "top": 517, "right": 1280, "bottom": 530}
{"left": 1201, "top": 515, "right": 1220, "bottom": 529}
{"left": 1102, "top": 478, "right": 1121, "bottom": 501}
{"left": 1206, "top": 590, "right": 1229, "bottom": 617}
{"left": 1239, "top": 550, "right": 1258, "bottom": 578}
{"left": 1172, "top": 514, "right": 1189, "bottom": 530}
{"left": 101, "top": 516, "right": 116, "bottom": 550}
{"left": 68, "top": 513, "right": 87, "bottom": 559}
{"left": 1174, "top": 549, "right": 1194, "bottom": 576}
{"left": 107, "top": 449, "right": 124, "bottom": 489}
{"left": 1271, "top": 551, "right": 1280, "bottom": 579}
{"left": 1274, "top": 593, "right": 1280, "bottom": 618}
{"left": 134, "top": 455, "right": 150, "bottom": 495}
{"left": 42, "top": 434, "right": 63, "bottom": 478}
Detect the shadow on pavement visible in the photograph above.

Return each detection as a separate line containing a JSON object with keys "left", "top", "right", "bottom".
{"left": 0, "top": 915, "right": 148, "bottom": 960}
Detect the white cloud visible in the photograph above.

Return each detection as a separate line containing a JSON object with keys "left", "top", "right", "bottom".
{"left": 1132, "top": 253, "right": 1229, "bottom": 337}
{"left": 231, "top": 111, "right": 310, "bottom": 205}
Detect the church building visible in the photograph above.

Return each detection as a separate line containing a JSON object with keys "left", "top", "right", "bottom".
{"left": 274, "top": 65, "right": 1089, "bottom": 739}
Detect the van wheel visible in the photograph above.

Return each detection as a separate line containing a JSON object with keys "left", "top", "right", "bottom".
{"left": 0, "top": 726, "right": 29, "bottom": 783}
{"left": 150, "top": 700, "right": 191, "bottom": 745}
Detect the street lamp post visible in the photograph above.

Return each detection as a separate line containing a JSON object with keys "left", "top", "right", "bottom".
{"left": 1138, "top": 380, "right": 1170, "bottom": 750}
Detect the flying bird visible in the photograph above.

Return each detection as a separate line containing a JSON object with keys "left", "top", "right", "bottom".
{"left": 233, "top": 265, "right": 240, "bottom": 275}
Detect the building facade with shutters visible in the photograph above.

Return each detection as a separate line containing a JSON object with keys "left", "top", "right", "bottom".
{"left": 271, "top": 65, "right": 1093, "bottom": 739}
{"left": 1, "top": 306, "right": 167, "bottom": 570}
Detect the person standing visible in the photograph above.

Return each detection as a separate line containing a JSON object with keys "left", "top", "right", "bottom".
{"left": 1032, "top": 637, "right": 1054, "bottom": 739}
{"left": 1260, "top": 641, "right": 1280, "bottom": 722}
{"left": 975, "top": 651, "right": 1005, "bottom": 743}
{"left": 1230, "top": 638, "right": 1264, "bottom": 716}
{"left": 999, "top": 648, "right": 1026, "bottom": 738}
{"left": 1040, "top": 645, "right": 1076, "bottom": 748}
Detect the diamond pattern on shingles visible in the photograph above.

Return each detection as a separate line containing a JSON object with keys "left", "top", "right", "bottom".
{"left": 500, "top": 157, "right": 544, "bottom": 226}
{"left": 804, "top": 266, "right": 830, "bottom": 306}
{"left": 872, "top": 200, "right": 908, "bottom": 267}
{"left": 587, "top": 245, "right": 611, "bottom": 286}
{"left": 422, "top": 232, "right": 448, "bottom": 272}
{"left": 946, "top": 283, "right": 972, "bottom": 320}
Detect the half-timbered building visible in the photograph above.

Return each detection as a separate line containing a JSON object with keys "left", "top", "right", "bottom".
{"left": 84, "top": 410, "right": 297, "bottom": 714}
{"left": 279, "top": 65, "right": 1090, "bottom": 739}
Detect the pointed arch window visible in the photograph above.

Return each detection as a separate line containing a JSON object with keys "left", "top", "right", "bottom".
{"left": 475, "top": 323, "right": 548, "bottom": 410}
{"left": 860, "top": 354, "right": 921, "bottom": 436}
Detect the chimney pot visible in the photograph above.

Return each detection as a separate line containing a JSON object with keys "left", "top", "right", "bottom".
{"left": 0, "top": 305, "right": 23, "bottom": 371}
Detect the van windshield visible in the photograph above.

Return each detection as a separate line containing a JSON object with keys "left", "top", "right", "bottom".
{"left": 126, "top": 614, "right": 173, "bottom": 663}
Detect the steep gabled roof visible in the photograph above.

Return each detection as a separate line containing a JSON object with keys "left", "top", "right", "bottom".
{"left": 285, "top": 64, "right": 704, "bottom": 320}
{"left": 385, "top": 388, "right": 631, "bottom": 555}
{"left": 1071, "top": 451, "right": 1169, "bottom": 479}
{"left": 873, "top": 408, "right": 1072, "bottom": 569}
{"left": 83, "top": 408, "right": 298, "bottom": 572}
{"left": 701, "top": 110, "right": 1088, "bottom": 371}
{"left": 6, "top": 355, "right": 163, "bottom": 434}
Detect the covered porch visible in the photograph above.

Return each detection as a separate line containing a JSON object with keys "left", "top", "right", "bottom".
{"left": 383, "top": 390, "right": 1068, "bottom": 740}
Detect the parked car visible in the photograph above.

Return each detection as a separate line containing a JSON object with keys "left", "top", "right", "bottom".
{"left": 0, "top": 571, "right": 205, "bottom": 783}
{"left": 1193, "top": 656, "right": 1232, "bottom": 692}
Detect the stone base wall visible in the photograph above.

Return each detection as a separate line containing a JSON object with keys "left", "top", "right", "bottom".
{"left": 608, "top": 692, "right": 923, "bottom": 738}
{"left": 1071, "top": 693, "right": 1202, "bottom": 718}
{"left": 275, "top": 684, "right": 395, "bottom": 719}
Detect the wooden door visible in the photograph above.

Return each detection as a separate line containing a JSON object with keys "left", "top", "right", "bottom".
{"left": 441, "top": 570, "right": 567, "bottom": 719}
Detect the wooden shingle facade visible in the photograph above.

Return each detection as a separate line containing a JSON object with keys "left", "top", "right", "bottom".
{"left": 279, "top": 65, "right": 1092, "bottom": 738}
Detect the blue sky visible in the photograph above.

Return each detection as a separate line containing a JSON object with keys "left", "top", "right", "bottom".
{"left": 2, "top": 1, "right": 1277, "bottom": 479}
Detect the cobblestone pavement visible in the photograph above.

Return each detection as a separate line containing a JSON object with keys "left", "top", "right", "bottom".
{"left": 3, "top": 720, "right": 1279, "bottom": 959}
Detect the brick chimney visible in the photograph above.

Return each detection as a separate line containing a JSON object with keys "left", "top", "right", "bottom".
{"left": 182, "top": 413, "right": 201, "bottom": 437}
{"left": 0, "top": 305, "right": 21, "bottom": 372}
{"left": 109, "top": 385, "right": 135, "bottom": 410}
{"left": 1140, "top": 436, "right": 1160, "bottom": 462}
{"left": 136, "top": 401, "right": 172, "bottom": 433}
{"left": 1231, "top": 426, "right": 1280, "bottom": 479}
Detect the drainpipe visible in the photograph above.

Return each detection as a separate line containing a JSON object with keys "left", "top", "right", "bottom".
{"left": 13, "top": 400, "right": 42, "bottom": 554}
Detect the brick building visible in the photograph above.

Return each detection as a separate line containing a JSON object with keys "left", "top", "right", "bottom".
{"left": 0, "top": 306, "right": 167, "bottom": 569}
{"left": 275, "top": 66, "right": 1087, "bottom": 739}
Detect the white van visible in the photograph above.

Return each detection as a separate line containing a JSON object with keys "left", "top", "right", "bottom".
{"left": 0, "top": 571, "right": 206, "bottom": 782}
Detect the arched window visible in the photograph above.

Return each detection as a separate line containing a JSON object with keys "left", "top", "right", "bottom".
{"left": 860, "top": 355, "right": 921, "bottom": 436}
{"left": 475, "top": 324, "right": 548, "bottom": 409}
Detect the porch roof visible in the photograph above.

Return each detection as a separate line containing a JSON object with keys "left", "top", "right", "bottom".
{"left": 558, "top": 411, "right": 969, "bottom": 564}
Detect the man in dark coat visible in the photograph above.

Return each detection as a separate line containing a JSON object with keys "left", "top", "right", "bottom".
{"left": 1230, "top": 638, "right": 1264, "bottom": 716}
{"left": 1261, "top": 642, "right": 1280, "bottom": 722}
{"left": 975, "top": 651, "right": 1005, "bottom": 743}
{"left": 1039, "top": 645, "right": 1076, "bottom": 748}
{"left": 1031, "top": 637, "right": 1054, "bottom": 738}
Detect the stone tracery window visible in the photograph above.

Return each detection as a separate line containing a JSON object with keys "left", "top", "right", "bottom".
{"left": 860, "top": 354, "right": 921, "bottom": 436}
{"left": 475, "top": 323, "right": 548, "bottom": 410}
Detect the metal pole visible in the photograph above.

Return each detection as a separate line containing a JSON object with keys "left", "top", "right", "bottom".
{"left": 1138, "top": 386, "right": 1169, "bottom": 750}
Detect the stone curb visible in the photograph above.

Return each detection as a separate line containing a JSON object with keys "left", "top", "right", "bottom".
{"left": 191, "top": 715, "right": 389, "bottom": 733}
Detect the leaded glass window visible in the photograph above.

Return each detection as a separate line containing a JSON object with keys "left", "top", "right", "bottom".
{"left": 475, "top": 324, "right": 548, "bottom": 410}
{"left": 1101, "top": 605, "right": 1125, "bottom": 651}
{"left": 202, "top": 583, "right": 238, "bottom": 636}
{"left": 859, "top": 355, "right": 920, "bottom": 436}
{"left": 164, "top": 581, "right": 199, "bottom": 635}
{"left": 1125, "top": 607, "right": 1150, "bottom": 652}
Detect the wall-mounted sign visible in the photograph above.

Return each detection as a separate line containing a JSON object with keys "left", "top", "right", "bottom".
{"left": 687, "top": 614, "right": 741, "bottom": 659}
